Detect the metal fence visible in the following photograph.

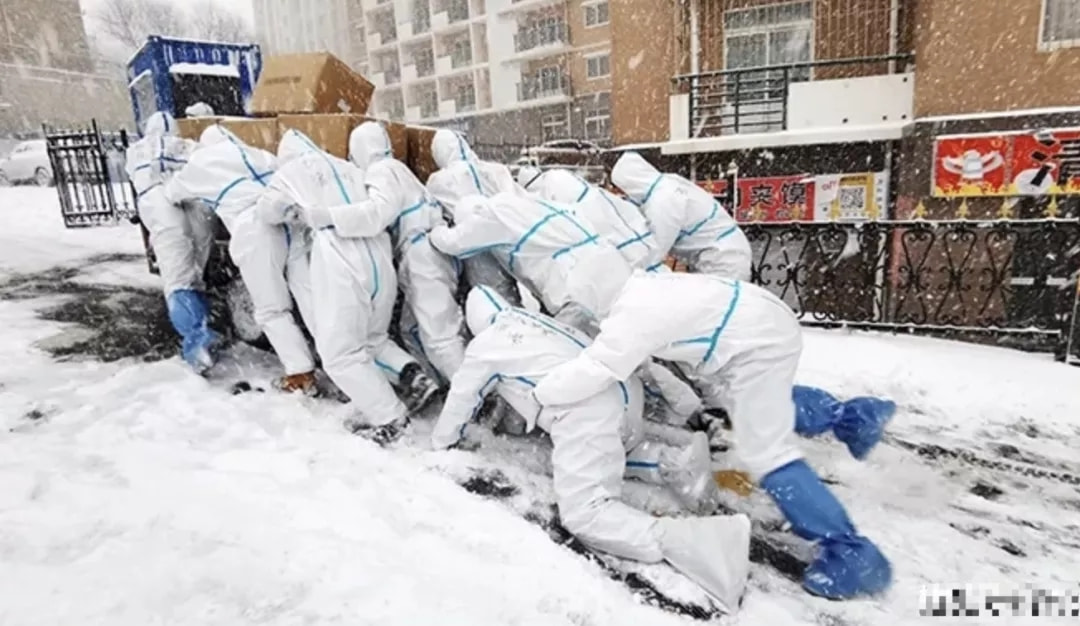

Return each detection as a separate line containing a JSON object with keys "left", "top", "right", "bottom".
{"left": 44, "top": 120, "right": 136, "bottom": 228}
{"left": 744, "top": 219, "right": 1080, "bottom": 360}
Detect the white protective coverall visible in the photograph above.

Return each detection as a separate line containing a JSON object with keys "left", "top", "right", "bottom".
{"left": 428, "top": 193, "right": 632, "bottom": 332}
{"left": 611, "top": 152, "right": 752, "bottom": 280}
{"left": 531, "top": 168, "right": 658, "bottom": 271}
{"left": 126, "top": 112, "right": 216, "bottom": 372}
{"left": 337, "top": 122, "right": 466, "bottom": 381}
{"left": 432, "top": 286, "right": 751, "bottom": 613}
{"left": 165, "top": 125, "right": 317, "bottom": 378}
{"left": 425, "top": 129, "right": 523, "bottom": 306}
{"left": 261, "top": 129, "right": 422, "bottom": 427}
{"left": 532, "top": 270, "right": 894, "bottom": 601}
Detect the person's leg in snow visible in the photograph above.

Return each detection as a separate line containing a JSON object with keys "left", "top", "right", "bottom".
{"left": 546, "top": 390, "right": 751, "bottom": 613}
{"left": 715, "top": 326, "right": 893, "bottom": 600}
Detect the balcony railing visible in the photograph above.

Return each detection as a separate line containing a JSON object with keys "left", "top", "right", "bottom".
{"left": 672, "top": 54, "right": 913, "bottom": 138}
{"left": 517, "top": 74, "right": 570, "bottom": 101}
{"left": 513, "top": 22, "right": 568, "bottom": 53}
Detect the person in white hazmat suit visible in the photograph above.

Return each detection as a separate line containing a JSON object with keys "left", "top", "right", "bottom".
{"left": 428, "top": 194, "right": 629, "bottom": 334}
{"left": 531, "top": 270, "right": 893, "bottom": 600}
{"left": 126, "top": 112, "right": 217, "bottom": 373}
{"left": 164, "top": 124, "right": 318, "bottom": 393}
{"left": 432, "top": 285, "right": 752, "bottom": 614}
{"left": 321, "top": 121, "right": 467, "bottom": 383}
{"left": 611, "top": 151, "right": 753, "bottom": 280}
{"left": 425, "top": 129, "right": 524, "bottom": 306}
{"left": 261, "top": 129, "right": 439, "bottom": 443}
{"left": 524, "top": 168, "right": 659, "bottom": 271}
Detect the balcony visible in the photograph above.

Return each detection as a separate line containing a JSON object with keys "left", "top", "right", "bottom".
{"left": 432, "top": 0, "right": 470, "bottom": 31}
{"left": 451, "top": 48, "right": 473, "bottom": 69}
{"left": 368, "top": 29, "right": 398, "bottom": 49}
{"left": 668, "top": 54, "right": 915, "bottom": 151}
{"left": 498, "top": 0, "right": 564, "bottom": 16}
{"left": 517, "top": 74, "right": 570, "bottom": 103}
{"left": 513, "top": 22, "right": 569, "bottom": 54}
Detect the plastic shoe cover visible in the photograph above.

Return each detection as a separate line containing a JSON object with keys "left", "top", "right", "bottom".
{"left": 166, "top": 289, "right": 218, "bottom": 373}
{"left": 661, "top": 432, "right": 719, "bottom": 514}
{"left": 834, "top": 397, "right": 896, "bottom": 460}
{"left": 792, "top": 385, "right": 843, "bottom": 437}
{"left": 658, "top": 514, "right": 751, "bottom": 614}
{"left": 804, "top": 536, "right": 893, "bottom": 599}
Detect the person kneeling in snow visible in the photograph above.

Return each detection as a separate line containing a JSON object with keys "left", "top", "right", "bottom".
{"left": 334, "top": 122, "right": 467, "bottom": 383}
{"left": 432, "top": 285, "right": 752, "bottom": 614}
{"left": 532, "top": 270, "right": 894, "bottom": 601}
{"left": 165, "top": 125, "right": 317, "bottom": 392}
{"left": 127, "top": 112, "right": 217, "bottom": 373}
{"left": 262, "top": 129, "right": 439, "bottom": 444}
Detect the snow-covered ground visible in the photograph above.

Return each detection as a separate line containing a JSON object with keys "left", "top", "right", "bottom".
{"left": 2, "top": 187, "right": 1079, "bottom": 625}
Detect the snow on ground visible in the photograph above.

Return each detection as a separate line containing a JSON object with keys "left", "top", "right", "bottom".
{"left": 2, "top": 188, "right": 1080, "bottom": 625}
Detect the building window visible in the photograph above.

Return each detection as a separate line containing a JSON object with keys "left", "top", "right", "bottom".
{"left": 542, "top": 111, "right": 569, "bottom": 142}
{"left": 584, "top": 1, "right": 609, "bottom": 28}
{"left": 723, "top": 0, "right": 812, "bottom": 106}
{"left": 586, "top": 53, "right": 610, "bottom": 79}
{"left": 536, "top": 66, "right": 564, "bottom": 95}
{"left": 1042, "top": 0, "right": 1080, "bottom": 49}
{"left": 584, "top": 110, "right": 611, "bottom": 142}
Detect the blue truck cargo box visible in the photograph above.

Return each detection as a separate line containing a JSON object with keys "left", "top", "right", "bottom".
{"left": 126, "top": 36, "right": 262, "bottom": 135}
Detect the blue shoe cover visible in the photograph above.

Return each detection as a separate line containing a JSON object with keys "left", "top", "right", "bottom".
{"left": 834, "top": 398, "right": 896, "bottom": 460}
{"left": 761, "top": 460, "right": 892, "bottom": 599}
{"left": 792, "top": 385, "right": 843, "bottom": 437}
{"left": 167, "top": 289, "right": 219, "bottom": 373}
{"left": 804, "top": 536, "right": 893, "bottom": 599}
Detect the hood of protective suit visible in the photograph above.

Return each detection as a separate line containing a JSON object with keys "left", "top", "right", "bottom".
{"left": 199, "top": 124, "right": 238, "bottom": 147}
{"left": 349, "top": 122, "right": 393, "bottom": 171}
{"left": 185, "top": 102, "right": 215, "bottom": 118}
{"left": 278, "top": 129, "right": 320, "bottom": 164}
{"left": 516, "top": 165, "right": 543, "bottom": 190}
{"left": 143, "top": 112, "right": 177, "bottom": 138}
{"left": 611, "top": 151, "right": 662, "bottom": 204}
{"left": 465, "top": 284, "right": 512, "bottom": 336}
{"left": 432, "top": 129, "right": 478, "bottom": 169}
{"left": 536, "top": 169, "right": 590, "bottom": 205}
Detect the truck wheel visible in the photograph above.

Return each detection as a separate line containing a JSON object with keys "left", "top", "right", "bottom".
{"left": 224, "top": 277, "right": 271, "bottom": 350}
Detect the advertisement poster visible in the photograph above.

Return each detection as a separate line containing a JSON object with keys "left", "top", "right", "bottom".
{"left": 932, "top": 128, "right": 1080, "bottom": 197}
{"left": 813, "top": 172, "right": 888, "bottom": 221}
{"left": 734, "top": 176, "right": 816, "bottom": 222}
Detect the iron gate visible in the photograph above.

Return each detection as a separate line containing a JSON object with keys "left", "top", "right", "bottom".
{"left": 743, "top": 219, "right": 1080, "bottom": 360}
{"left": 44, "top": 120, "right": 136, "bottom": 228}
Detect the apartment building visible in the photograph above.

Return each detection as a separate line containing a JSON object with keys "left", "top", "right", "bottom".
{"left": 253, "top": 0, "right": 357, "bottom": 68}
{"left": 352, "top": 0, "right": 613, "bottom": 148}
{"left": 0, "top": 0, "right": 129, "bottom": 133}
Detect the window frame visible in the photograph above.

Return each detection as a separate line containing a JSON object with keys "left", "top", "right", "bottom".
{"left": 583, "top": 109, "right": 611, "bottom": 142}
{"left": 583, "top": 1, "right": 609, "bottom": 29}
{"left": 1039, "top": 0, "right": 1080, "bottom": 51}
{"left": 541, "top": 110, "right": 569, "bottom": 142}
{"left": 584, "top": 51, "right": 611, "bottom": 80}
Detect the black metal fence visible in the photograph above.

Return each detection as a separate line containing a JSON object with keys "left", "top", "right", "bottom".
{"left": 672, "top": 55, "right": 913, "bottom": 138}
{"left": 44, "top": 120, "right": 136, "bottom": 228}
{"left": 744, "top": 219, "right": 1080, "bottom": 360}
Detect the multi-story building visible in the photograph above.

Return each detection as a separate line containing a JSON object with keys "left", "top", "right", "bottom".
{"left": 253, "top": 0, "right": 357, "bottom": 68}
{"left": 0, "top": 0, "right": 129, "bottom": 133}
{"left": 352, "top": 0, "right": 613, "bottom": 149}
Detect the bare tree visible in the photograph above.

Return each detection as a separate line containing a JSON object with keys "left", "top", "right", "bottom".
{"left": 188, "top": 0, "right": 252, "bottom": 44}
{"left": 94, "top": 0, "right": 188, "bottom": 51}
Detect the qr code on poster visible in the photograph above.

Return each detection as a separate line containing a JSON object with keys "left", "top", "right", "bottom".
{"left": 838, "top": 186, "right": 867, "bottom": 215}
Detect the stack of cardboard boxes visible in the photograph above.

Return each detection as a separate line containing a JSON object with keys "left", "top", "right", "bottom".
{"left": 176, "top": 52, "right": 440, "bottom": 182}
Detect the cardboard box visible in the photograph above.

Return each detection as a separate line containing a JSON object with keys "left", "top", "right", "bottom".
{"left": 176, "top": 116, "right": 223, "bottom": 142}
{"left": 277, "top": 114, "right": 409, "bottom": 162}
{"left": 252, "top": 53, "right": 374, "bottom": 116}
{"left": 220, "top": 118, "right": 280, "bottom": 153}
{"left": 406, "top": 125, "right": 439, "bottom": 183}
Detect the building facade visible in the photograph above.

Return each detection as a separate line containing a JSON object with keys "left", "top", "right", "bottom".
{"left": 0, "top": 0, "right": 129, "bottom": 134}
{"left": 253, "top": 0, "right": 356, "bottom": 67}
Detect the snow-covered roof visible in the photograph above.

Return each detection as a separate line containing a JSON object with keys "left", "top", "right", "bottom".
{"left": 168, "top": 62, "right": 240, "bottom": 78}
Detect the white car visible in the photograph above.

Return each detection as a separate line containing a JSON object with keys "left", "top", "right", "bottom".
{"left": 0, "top": 140, "right": 53, "bottom": 186}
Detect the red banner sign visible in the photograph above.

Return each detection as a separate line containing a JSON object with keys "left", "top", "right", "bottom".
{"left": 933, "top": 128, "right": 1080, "bottom": 197}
